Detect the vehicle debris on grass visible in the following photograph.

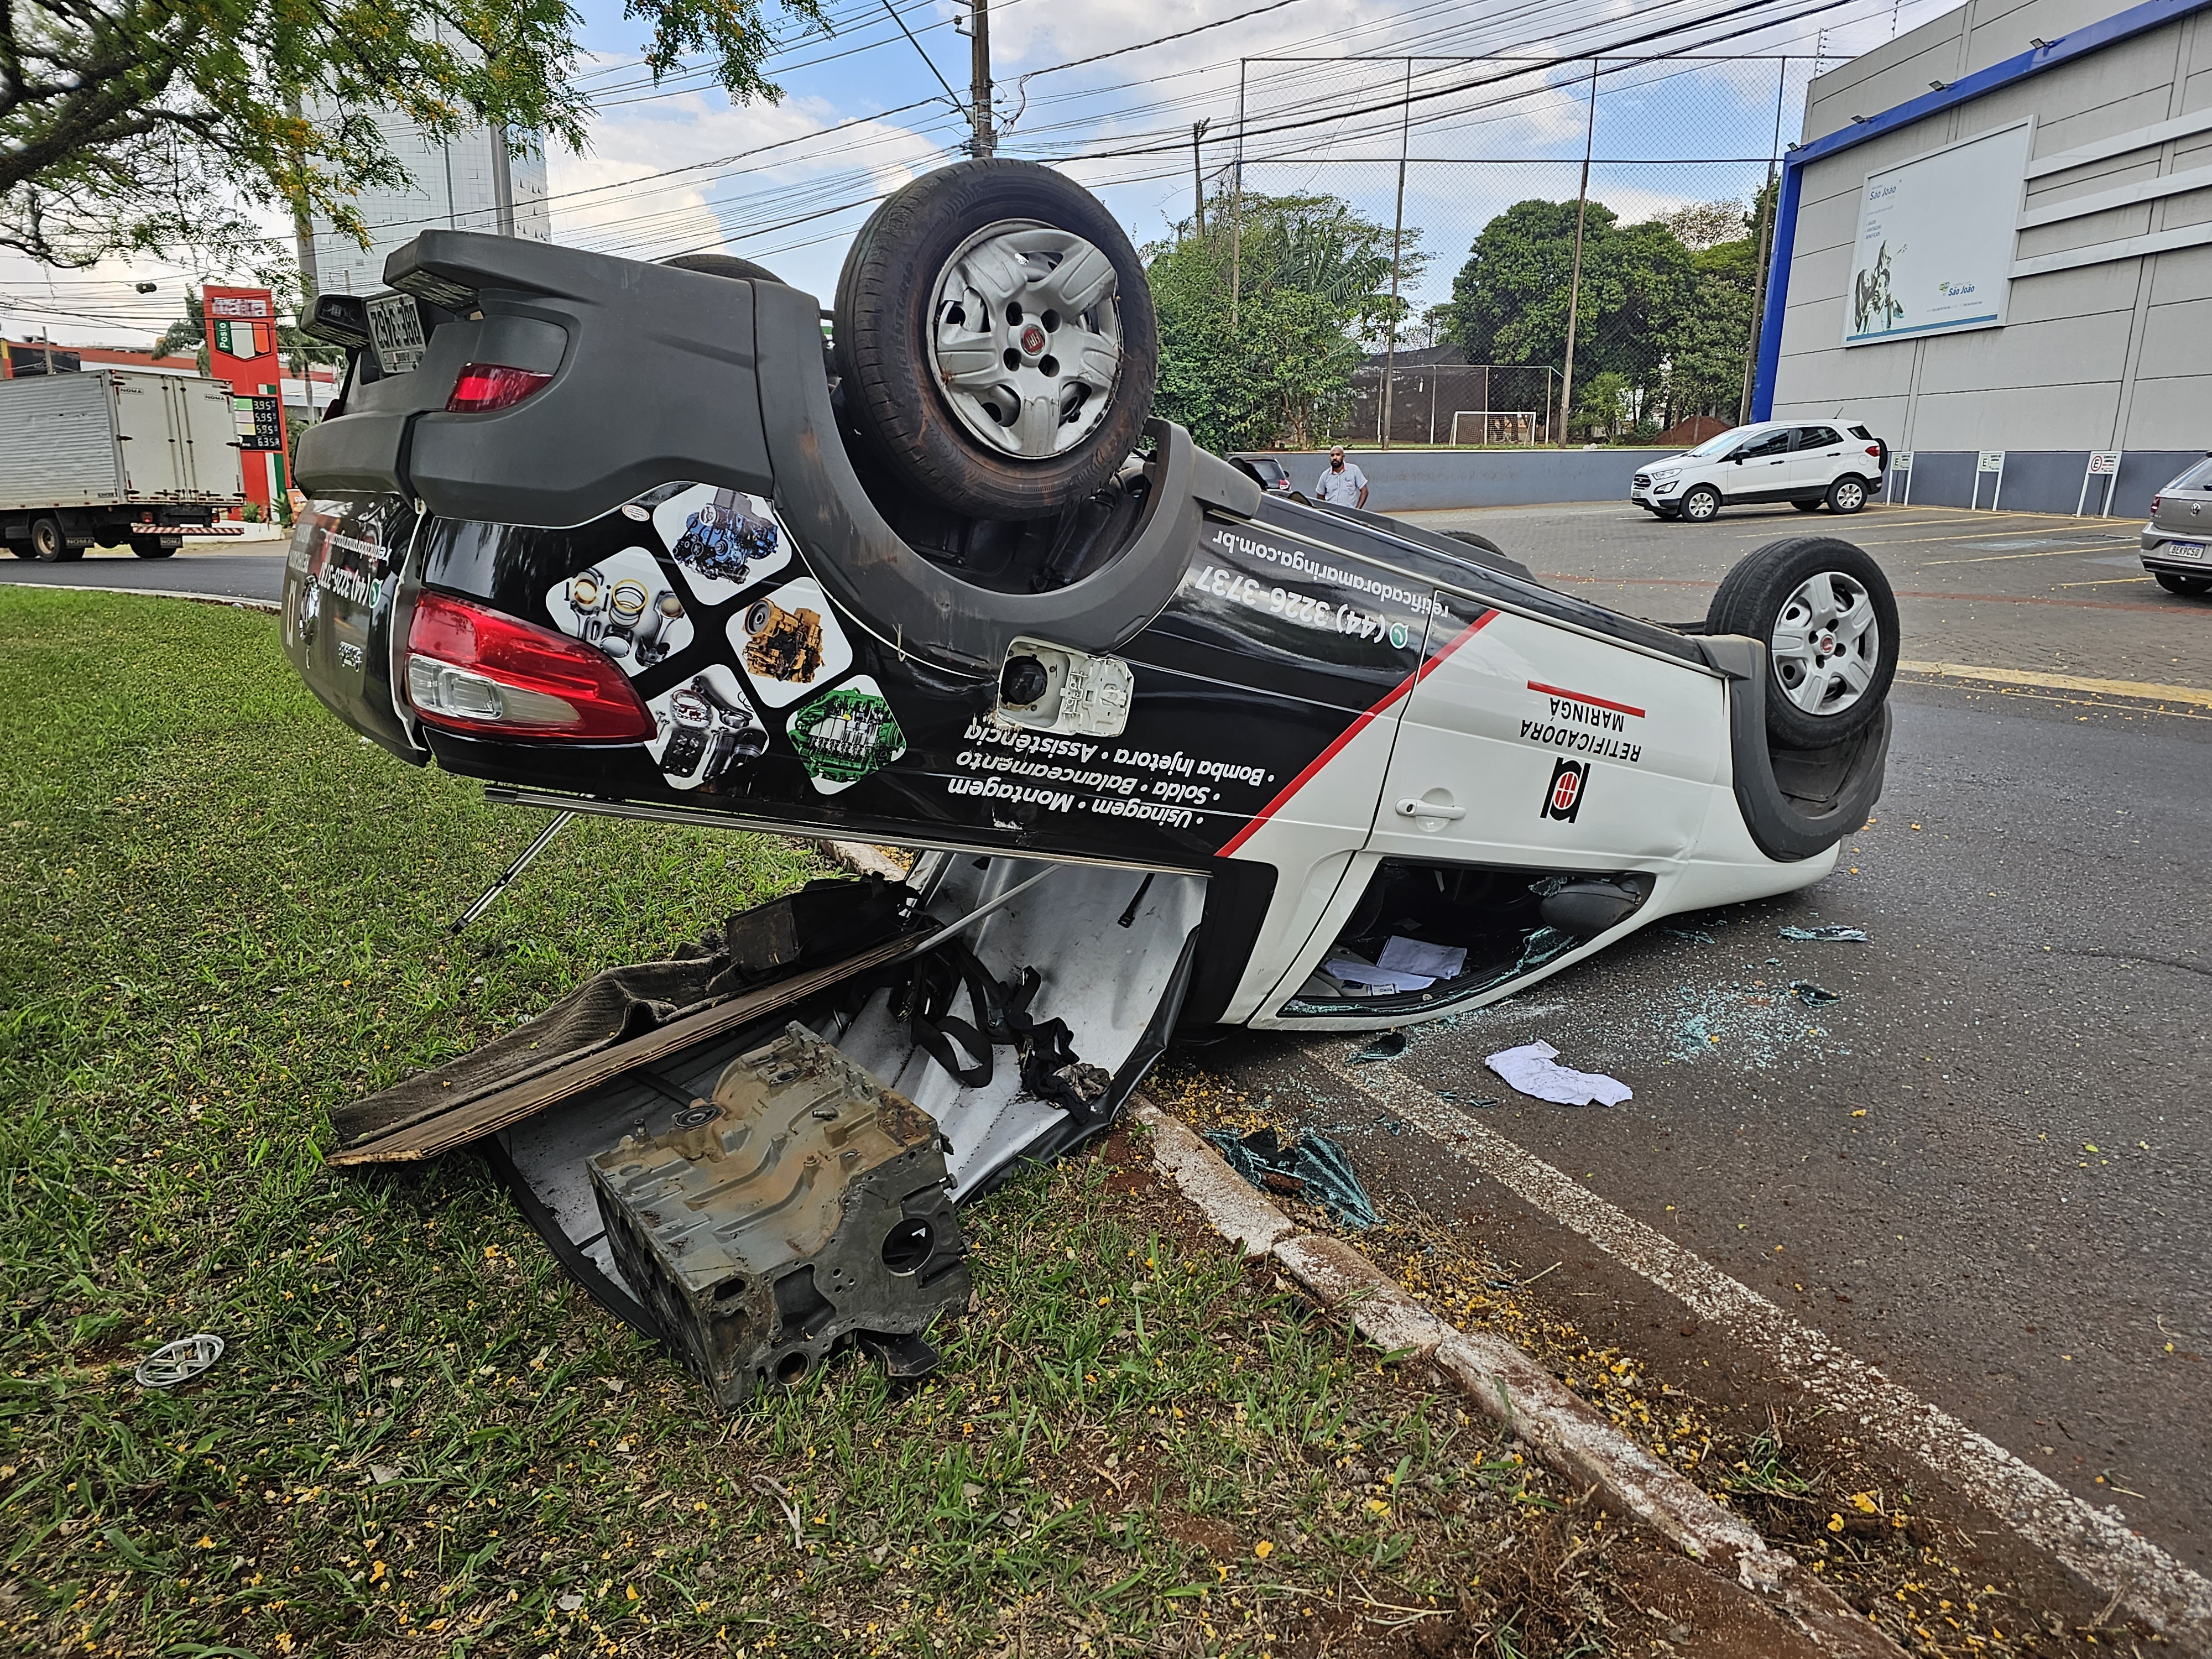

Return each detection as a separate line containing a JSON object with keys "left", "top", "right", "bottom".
{"left": 1203, "top": 1124, "right": 1381, "bottom": 1228}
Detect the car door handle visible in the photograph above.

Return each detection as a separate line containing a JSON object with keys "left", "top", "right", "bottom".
{"left": 1396, "top": 797, "right": 1466, "bottom": 820}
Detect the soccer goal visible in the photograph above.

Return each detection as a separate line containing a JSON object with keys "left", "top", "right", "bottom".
{"left": 1450, "top": 410, "right": 1537, "bottom": 447}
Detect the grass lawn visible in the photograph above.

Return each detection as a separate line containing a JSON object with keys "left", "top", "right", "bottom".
{"left": 0, "top": 590, "right": 1628, "bottom": 1658}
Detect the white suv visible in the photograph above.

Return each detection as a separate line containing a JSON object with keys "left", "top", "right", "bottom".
{"left": 1631, "top": 419, "right": 1889, "bottom": 523}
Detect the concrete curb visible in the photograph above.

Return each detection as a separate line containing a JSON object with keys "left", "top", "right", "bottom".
{"left": 1133, "top": 1099, "right": 1906, "bottom": 1659}
{"left": 0, "top": 581, "right": 279, "bottom": 612}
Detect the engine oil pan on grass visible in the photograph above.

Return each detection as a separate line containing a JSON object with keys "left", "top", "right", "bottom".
{"left": 588, "top": 1022, "right": 970, "bottom": 1408}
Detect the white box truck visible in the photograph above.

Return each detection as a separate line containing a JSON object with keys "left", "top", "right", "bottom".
{"left": 0, "top": 369, "right": 246, "bottom": 560}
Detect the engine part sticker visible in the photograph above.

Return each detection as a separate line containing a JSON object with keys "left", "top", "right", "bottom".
{"left": 731, "top": 576, "right": 852, "bottom": 708}
{"left": 651, "top": 484, "right": 790, "bottom": 604}
{"left": 786, "top": 675, "right": 906, "bottom": 795}
{"left": 544, "top": 547, "right": 692, "bottom": 676}
{"left": 645, "top": 666, "right": 769, "bottom": 791}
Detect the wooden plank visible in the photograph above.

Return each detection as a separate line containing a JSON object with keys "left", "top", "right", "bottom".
{"left": 327, "top": 932, "right": 924, "bottom": 1166}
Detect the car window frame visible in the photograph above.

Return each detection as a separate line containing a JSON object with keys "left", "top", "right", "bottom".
{"left": 1792, "top": 425, "right": 1843, "bottom": 451}
{"left": 1732, "top": 429, "right": 1792, "bottom": 461}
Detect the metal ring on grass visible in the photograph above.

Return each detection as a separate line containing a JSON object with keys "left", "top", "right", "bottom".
{"left": 136, "top": 1333, "right": 225, "bottom": 1389}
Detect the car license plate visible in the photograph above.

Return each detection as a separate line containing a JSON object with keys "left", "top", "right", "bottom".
{"left": 366, "top": 293, "right": 426, "bottom": 375}
{"left": 2167, "top": 541, "right": 2206, "bottom": 561}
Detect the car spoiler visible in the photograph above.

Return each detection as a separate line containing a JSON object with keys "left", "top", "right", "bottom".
{"left": 295, "top": 231, "right": 1262, "bottom": 676}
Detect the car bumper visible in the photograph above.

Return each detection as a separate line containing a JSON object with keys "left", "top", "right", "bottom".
{"left": 2141, "top": 528, "right": 2210, "bottom": 572}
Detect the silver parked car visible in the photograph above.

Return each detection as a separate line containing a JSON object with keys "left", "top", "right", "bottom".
{"left": 2143, "top": 456, "right": 2212, "bottom": 597}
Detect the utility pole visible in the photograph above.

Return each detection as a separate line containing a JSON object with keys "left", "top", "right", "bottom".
{"left": 1558, "top": 58, "right": 1598, "bottom": 447}
{"left": 1230, "top": 61, "right": 1246, "bottom": 331}
{"left": 1381, "top": 58, "right": 1413, "bottom": 451}
{"left": 1191, "top": 120, "right": 1211, "bottom": 234}
{"left": 969, "top": 0, "right": 994, "bottom": 158}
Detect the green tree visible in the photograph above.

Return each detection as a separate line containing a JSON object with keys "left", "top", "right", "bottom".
{"left": 1445, "top": 195, "right": 1787, "bottom": 438}
{"left": 1444, "top": 199, "right": 1694, "bottom": 384}
{"left": 3, "top": 0, "right": 824, "bottom": 270}
{"left": 1147, "top": 190, "right": 1422, "bottom": 452}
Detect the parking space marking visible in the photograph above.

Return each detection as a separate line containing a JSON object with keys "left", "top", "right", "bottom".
{"left": 1924, "top": 546, "right": 2120, "bottom": 564}
{"left": 1899, "top": 661, "right": 2212, "bottom": 706}
{"left": 2053, "top": 575, "right": 2157, "bottom": 588}
{"left": 1313, "top": 1048, "right": 2212, "bottom": 1643}
{"left": 1825, "top": 526, "right": 2123, "bottom": 547}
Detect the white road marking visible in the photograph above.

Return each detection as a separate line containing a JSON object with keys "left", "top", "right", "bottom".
{"left": 1314, "top": 1048, "right": 2212, "bottom": 1645}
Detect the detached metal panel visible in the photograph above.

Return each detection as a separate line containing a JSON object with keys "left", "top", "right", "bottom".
{"left": 0, "top": 373, "right": 126, "bottom": 508}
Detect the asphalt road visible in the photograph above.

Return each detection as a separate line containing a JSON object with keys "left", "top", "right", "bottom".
{"left": 1202, "top": 497, "right": 2212, "bottom": 1574}
{"left": 0, "top": 543, "right": 286, "bottom": 603}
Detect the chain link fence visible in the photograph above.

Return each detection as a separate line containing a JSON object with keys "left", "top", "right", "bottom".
{"left": 1211, "top": 53, "right": 1825, "bottom": 448}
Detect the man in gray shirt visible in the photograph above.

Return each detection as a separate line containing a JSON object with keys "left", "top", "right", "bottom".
{"left": 1315, "top": 447, "right": 1369, "bottom": 508}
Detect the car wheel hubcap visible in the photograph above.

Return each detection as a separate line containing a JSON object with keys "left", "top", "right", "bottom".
{"left": 928, "top": 220, "right": 1123, "bottom": 460}
{"left": 1837, "top": 482, "right": 1863, "bottom": 507}
{"left": 1772, "top": 571, "right": 1879, "bottom": 717}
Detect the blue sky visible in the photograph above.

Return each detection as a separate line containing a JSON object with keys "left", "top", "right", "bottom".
{"left": 1, "top": 0, "right": 1963, "bottom": 345}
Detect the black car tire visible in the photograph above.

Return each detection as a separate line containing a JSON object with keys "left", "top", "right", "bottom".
{"left": 1826, "top": 475, "right": 1870, "bottom": 514}
{"left": 660, "top": 252, "right": 786, "bottom": 285}
{"left": 834, "top": 159, "right": 1157, "bottom": 521}
{"left": 29, "top": 516, "right": 76, "bottom": 562}
{"left": 1791, "top": 499, "right": 1823, "bottom": 513}
{"left": 2154, "top": 570, "right": 2211, "bottom": 596}
{"left": 1444, "top": 530, "right": 1509, "bottom": 558}
{"left": 1708, "top": 536, "right": 1898, "bottom": 749}
{"left": 1678, "top": 485, "right": 1721, "bottom": 523}
{"left": 131, "top": 539, "right": 177, "bottom": 559}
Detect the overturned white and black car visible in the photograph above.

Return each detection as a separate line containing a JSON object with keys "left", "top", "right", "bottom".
{"left": 286, "top": 161, "right": 1895, "bottom": 1406}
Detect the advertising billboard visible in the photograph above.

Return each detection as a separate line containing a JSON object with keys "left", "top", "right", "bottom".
{"left": 1843, "top": 121, "right": 2033, "bottom": 348}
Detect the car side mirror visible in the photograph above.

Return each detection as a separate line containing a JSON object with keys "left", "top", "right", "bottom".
{"left": 1732, "top": 455, "right": 1745, "bottom": 465}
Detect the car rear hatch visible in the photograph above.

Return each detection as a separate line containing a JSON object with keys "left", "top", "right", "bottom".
{"left": 2150, "top": 460, "right": 2212, "bottom": 561}
{"left": 283, "top": 495, "right": 428, "bottom": 760}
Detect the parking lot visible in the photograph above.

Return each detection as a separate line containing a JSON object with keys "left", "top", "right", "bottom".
{"left": 1186, "top": 497, "right": 2212, "bottom": 1580}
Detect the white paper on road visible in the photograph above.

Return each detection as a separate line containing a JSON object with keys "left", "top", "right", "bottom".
{"left": 1485, "top": 1041, "right": 1633, "bottom": 1107}
{"left": 1378, "top": 936, "right": 1468, "bottom": 980}
{"left": 1324, "top": 957, "right": 1434, "bottom": 994}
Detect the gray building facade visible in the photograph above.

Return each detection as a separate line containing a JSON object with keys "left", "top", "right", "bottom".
{"left": 309, "top": 118, "right": 551, "bottom": 299}
{"left": 1754, "top": 0, "right": 2211, "bottom": 514}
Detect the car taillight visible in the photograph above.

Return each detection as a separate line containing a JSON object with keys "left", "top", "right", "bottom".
{"left": 1866, "top": 445, "right": 1882, "bottom": 459}
{"left": 404, "top": 590, "right": 653, "bottom": 740}
{"left": 446, "top": 363, "right": 552, "bottom": 413}
{"left": 2151, "top": 494, "right": 2162, "bottom": 514}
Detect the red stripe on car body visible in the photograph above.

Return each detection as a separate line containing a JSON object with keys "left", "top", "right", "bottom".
{"left": 1219, "top": 610, "right": 1499, "bottom": 858}
{"left": 1526, "top": 680, "right": 1645, "bottom": 719}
